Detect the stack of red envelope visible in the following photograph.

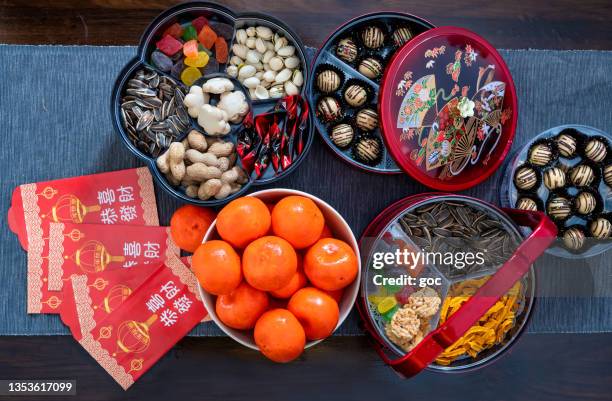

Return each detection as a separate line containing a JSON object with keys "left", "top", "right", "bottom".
{"left": 8, "top": 167, "right": 208, "bottom": 389}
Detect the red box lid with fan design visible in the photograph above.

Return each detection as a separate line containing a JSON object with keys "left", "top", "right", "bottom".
{"left": 379, "top": 27, "right": 518, "bottom": 191}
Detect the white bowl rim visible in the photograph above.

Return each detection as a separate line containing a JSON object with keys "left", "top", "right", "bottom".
{"left": 197, "top": 188, "right": 362, "bottom": 351}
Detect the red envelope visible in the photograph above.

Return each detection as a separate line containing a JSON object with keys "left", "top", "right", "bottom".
{"left": 9, "top": 167, "right": 159, "bottom": 251}
{"left": 74, "top": 254, "right": 207, "bottom": 390}
{"left": 44, "top": 223, "right": 178, "bottom": 291}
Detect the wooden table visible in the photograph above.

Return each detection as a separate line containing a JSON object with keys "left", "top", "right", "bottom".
{"left": 1, "top": 1, "right": 611, "bottom": 400}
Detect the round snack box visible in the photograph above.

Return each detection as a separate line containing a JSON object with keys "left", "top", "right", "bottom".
{"left": 358, "top": 194, "right": 556, "bottom": 375}
{"left": 309, "top": 16, "right": 518, "bottom": 191}
{"left": 112, "top": 2, "right": 314, "bottom": 206}
{"left": 501, "top": 124, "right": 612, "bottom": 258}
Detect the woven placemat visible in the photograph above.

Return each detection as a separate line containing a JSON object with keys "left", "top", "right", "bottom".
{"left": 0, "top": 45, "right": 611, "bottom": 336}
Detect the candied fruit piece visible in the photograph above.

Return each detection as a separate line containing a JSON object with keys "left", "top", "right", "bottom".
{"left": 197, "top": 25, "right": 217, "bottom": 50}
{"left": 151, "top": 50, "right": 173, "bottom": 72}
{"left": 184, "top": 51, "right": 210, "bottom": 68}
{"left": 181, "top": 66, "right": 202, "bottom": 86}
{"left": 214, "top": 36, "right": 229, "bottom": 63}
{"left": 182, "top": 24, "right": 197, "bottom": 41}
{"left": 183, "top": 39, "right": 199, "bottom": 59}
{"left": 163, "top": 23, "right": 183, "bottom": 39}
{"left": 156, "top": 35, "right": 183, "bottom": 56}
{"left": 191, "top": 16, "right": 208, "bottom": 33}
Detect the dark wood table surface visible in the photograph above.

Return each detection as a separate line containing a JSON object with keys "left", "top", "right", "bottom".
{"left": 1, "top": 1, "right": 611, "bottom": 400}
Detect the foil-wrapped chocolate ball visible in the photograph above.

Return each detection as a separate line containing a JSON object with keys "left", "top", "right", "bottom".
{"left": 336, "top": 38, "right": 358, "bottom": 63}
{"left": 591, "top": 217, "right": 612, "bottom": 239}
{"left": 361, "top": 26, "right": 385, "bottom": 49}
{"left": 330, "top": 123, "right": 354, "bottom": 148}
{"left": 585, "top": 139, "right": 607, "bottom": 162}
{"left": 514, "top": 166, "right": 538, "bottom": 190}
{"left": 358, "top": 58, "right": 383, "bottom": 80}
{"left": 392, "top": 26, "right": 413, "bottom": 47}
{"left": 547, "top": 196, "right": 571, "bottom": 220}
{"left": 317, "top": 97, "right": 342, "bottom": 122}
{"left": 556, "top": 133, "right": 577, "bottom": 158}
{"left": 316, "top": 69, "right": 341, "bottom": 93}
{"left": 570, "top": 164, "right": 595, "bottom": 187}
{"left": 344, "top": 84, "right": 368, "bottom": 107}
{"left": 543, "top": 167, "right": 566, "bottom": 190}
{"left": 516, "top": 197, "right": 538, "bottom": 211}
{"left": 604, "top": 164, "right": 612, "bottom": 187}
{"left": 355, "top": 137, "right": 381, "bottom": 164}
{"left": 528, "top": 143, "right": 553, "bottom": 166}
{"left": 575, "top": 191, "right": 597, "bottom": 215}
{"left": 355, "top": 108, "right": 378, "bottom": 131}
{"left": 563, "top": 227, "right": 585, "bottom": 251}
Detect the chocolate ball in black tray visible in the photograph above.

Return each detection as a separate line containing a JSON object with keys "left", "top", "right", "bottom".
{"left": 354, "top": 137, "right": 381, "bottom": 164}
{"left": 392, "top": 26, "right": 413, "bottom": 47}
{"left": 575, "top": 191, "right": 597, "bottom": 215}
{"left": 355, "top": 108, "right": 378, "bottom": 131}
{"left": 361, "top": 26, "right": 385, "bottom": 49}
{"left": 358, "top": 57, "right": 384, "bottom": 80}
{"left": 336, "top": 38, "right": 358, "bottom": 63}
{"left": 317, "top": 69, "right": 342, "bottom": 93}
{"left": 585, "top": 138, "right": 608, "bottom": 163}
{"left": 317, "top": 96, "right": 343, "bottom": 122}
{"left": 516, "top": 197, "right": 539, "bottom": 211}
{"left": 330, "top": 123, "right": 354, "bottom": 148}
{"left": 547, "top": 196, "right": 572, "bottom": 221}
{"left": 563, "top": 226, "right": 586, "bottom": 251}
{"left": 514, "top": 166, "right": 538, "bottom": 191}
{"left": 344, "top": 84, "right": 368, "bottom": 107}
{"left": 569, "top": 164, "right": 595, "bottom": 187}
{"left": 556, "top": 133, "right": 577, "bottom": 158}
{"left": 604, "top": 164, "right": 612, "bottom": 187}
{"left": 528, "top": 143, "right": 553, "bottom": 166}
{"left": 590, "top": 217, "right": 612, "bottom": 239}
{"left": 543, "top": 167, "right": 566, "bottom": 190}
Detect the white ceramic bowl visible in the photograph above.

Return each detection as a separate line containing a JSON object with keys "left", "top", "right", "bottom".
{"left": 198, "top": 188, "right": 361, "bottom": 350}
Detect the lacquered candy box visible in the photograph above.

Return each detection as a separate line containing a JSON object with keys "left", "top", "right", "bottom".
{"left": 308, "top": 14, "right": 518, "bottom": 191}
{"left": 112, "top": 2, "right": 314, "bottom": 206}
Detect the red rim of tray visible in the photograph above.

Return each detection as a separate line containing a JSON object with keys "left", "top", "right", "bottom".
{"left": 379, "top": 27, "right": 518, "bottom": 191}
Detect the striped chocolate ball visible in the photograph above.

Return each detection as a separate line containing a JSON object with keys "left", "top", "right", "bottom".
{"left": 317, "top": 97, "right": 342, "bottom": 122}
{"left": 575, "top": 191, "right": 597, "bottom": 215}
{"left": 336, "top": 38, "right": 358, "bottom": 63}
{"left": 355, "top": 108, "right": 378, "bottom": 131}
{"left": 563, "top": 227, "right": 585, "bottom": 250}
{"left": 330, "top": 123, "right": 354, "bottom": 148}
{"left": 514, "top": 166, "right": 538, "bottom": 190}
{"left": 316, "top": 69, "right": 341, "bottom": 93}
{"left": 355, "top": 137, "right": 381, "bottom": 164}
{"left": 543, "top": 167, "right": 566, "bottom": 190}
{"left": 547, "top": 196, "right": 571, "bottom": 220}
{"left": 556, "top": 133, "right": 577, "bottom": 158}
{"left": 585, "top": 139, "right": 607, "bottom": 163}
{"left": 590, "top": 217, "right": 612, "bottom": 239}
{"left": 528, "top": 143, "right": 552, "bottom": 166}
{"left": 604, "top": 164, "right": 612, "bottom": 187}
{"left": 392, "top": 27, "right": 413, "bottom": 47}
{"left": 358, "top": 58, "right": 383, "bottom": 80}
{"left": 344, "top": 84, "right": 368, "bottom": 107}
{"left": 361, "top": 26, "right": 385, "bottom": 49}
{"left": 516, "top": 197, "right": 538, "bottom": 211}
{"left": 570, "top": 164, "right": 594, "bottom": 187}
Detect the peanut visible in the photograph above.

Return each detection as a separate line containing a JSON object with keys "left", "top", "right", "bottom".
{"left": 165, "top": 172, "right": 180, "bottom": 186}
{"left": 168, "top": 142, "right": 186, "bottom": 181}
{"left": 221, "top": 167, "right": 239, "bottom": 184}
{"left": 185, "top": 185, "right": 199, "bottom": 198}
{"left": 229, "top": 183, "right": 242, "bottom": 194}
{"left": 185, "top": 149, "right": 219, "bottom": 166}
{"left": 218, "top": 157, "right": 230, "bottom": 172}
{"left": 187, "top": 130, "right": 207, "bottom": 152}
{"left": 156, "top": 149, "right": 170, "bottom": 174}
{"left": 208, "top": 142, "right": 234, "bottom": 157}
{"left": 214, "top": 183, "right": 232, "bottom": 199}
{"left": 198, "top": 179, "right": 222, "bottom": 200}
{"left": 186, "top": 163, "right": 222, "bottom": 181}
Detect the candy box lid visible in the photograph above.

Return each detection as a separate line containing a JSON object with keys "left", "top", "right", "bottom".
{"left": 379, "top": 27, "right": 518, "bottom": 191}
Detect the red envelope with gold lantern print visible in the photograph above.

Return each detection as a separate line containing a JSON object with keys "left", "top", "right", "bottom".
{"left": 43, "top": 222, "right": 178, "bottom": 292}
{"left": 8, "top": 167, "right": 159, "bottom": 251}
{"left": 75, "top": 254, "right": 207, "bottom": 390}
